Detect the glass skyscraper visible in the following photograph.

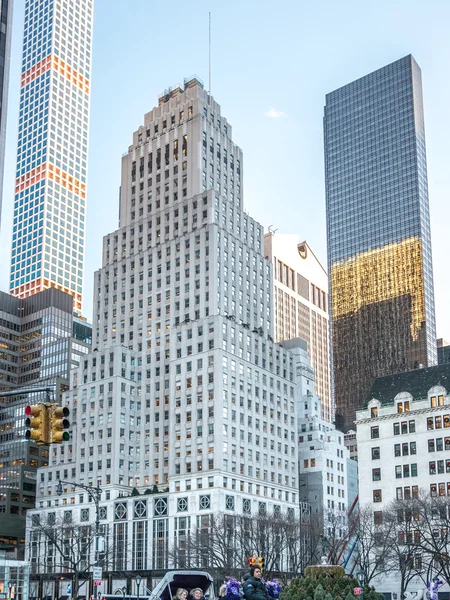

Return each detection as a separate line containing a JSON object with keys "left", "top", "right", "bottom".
{"left": 0, "top": 0, "right": 14, "bottom": 232}
{"left": 324, "top": 55, "right": 437, "bottom": 432}
{"left": 9, "top": 0, "right": 94, "bottom": 312}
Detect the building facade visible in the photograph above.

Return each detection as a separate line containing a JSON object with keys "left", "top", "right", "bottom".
{"left": 437, "top": 338, "right": 450, "bottom": 365}
{"left": 356, "top": 364, "right": 450, "bottom": 597}
{"left": 10, "top": 0, "right": 94, "bottom": 312}
{"left": 0, "top": 0, "right": 14, "bottom": 231}
{"left": 324, "top": 55, "right": 437, "bottom": 433}
{"left": 0, "top": 287, "right": 91, "bottom": 554}
{"left": 264, "top": 234, "right": 331, "bottom": 422}
{"left": 295, "top": 339, "right": 348, "bottom": 537}
{"left": 26, "top": 78, "right": 304, "bottom": 586}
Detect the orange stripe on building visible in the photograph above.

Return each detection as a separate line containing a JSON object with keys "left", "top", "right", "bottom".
{"left": 21, "top": 55, "right": 52, "bottom": 87}
{"left": 11, "top": 280, "right": 81, "bottom": 311}
{"left": 52, "top": 55, "right": 90, "bottom": 93}
{"left": 21, "top": 53, "right": 90, "bottom": 93}
{"left": 47, "top": 163, "right": 86, "bottom": 199}
{"left": 15, "top": 162, "right": 86, "bottom": 198}
{"left": 11, "top": 278, "right": 43, "bottom": 298}
{"left": 15, "top": 163, "right": 48, "bottom": 194}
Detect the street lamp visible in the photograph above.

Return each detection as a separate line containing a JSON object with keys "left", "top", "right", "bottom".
{"left": 122, "top": 586, "right": 127, "bottom": 600}
{"left": 357, "top": 571, "right": 364, "bottom": 600}
{"left": 56, "top": 480, "right": 102, "bottom": 559}
{"left": 136, "top": 576, "right": 142, "bottom": 600}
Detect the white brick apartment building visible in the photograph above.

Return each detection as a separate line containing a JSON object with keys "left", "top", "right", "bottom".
{"left": 356, "top": 364, "right": 450, "bottom": 599}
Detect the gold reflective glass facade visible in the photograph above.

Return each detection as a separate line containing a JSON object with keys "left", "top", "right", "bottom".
{"left": 331, "top": 237, "right": 429, "bottom": 430}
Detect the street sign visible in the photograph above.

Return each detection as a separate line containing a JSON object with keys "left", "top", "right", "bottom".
{"left": 92, "top": 567, "right": 102, "bottom": 580}
{"left": 67, "top": 584, "right": 72, "bottom": 594}
{"left": 354, "top": 588, "right": 362, "bottom": 595}
{"left": 94, "top": 581, "right": 102, "bottom": 587}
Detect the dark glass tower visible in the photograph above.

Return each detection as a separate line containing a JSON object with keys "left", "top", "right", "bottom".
{"left": 324, "top": 55, "right": 437, "bottom": 432}
{"left": 0, "top": 0, "right": 14, "bottom": 231}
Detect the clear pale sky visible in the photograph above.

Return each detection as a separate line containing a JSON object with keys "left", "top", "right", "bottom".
{"left": 0, "top": 0, "right": 449, "bottom": 341}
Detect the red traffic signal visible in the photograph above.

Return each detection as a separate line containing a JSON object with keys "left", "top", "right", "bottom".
{"left": 24, "top": 404, "right": 50, "bottom": 444}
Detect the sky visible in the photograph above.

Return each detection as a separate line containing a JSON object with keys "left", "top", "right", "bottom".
{"left": 0, "top": 0, "right": 449, "bottom": 341}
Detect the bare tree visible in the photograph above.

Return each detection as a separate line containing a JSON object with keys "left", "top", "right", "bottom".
{"left": 27, "top": 512, "right": 116, "bottom": 600}
{"left": 383, "top": 499, "right": 424, "bottom": 598}
{"left": 352, "top": 503, "right": 395, "bottom": 585}
{"left": 400, "top": 493, "right": 450, "bottom": 584}
{"left": 170, "top": 511, "right": 306, "bottom": 583}
{"left": 321, "top": 509, "right": 349, "bottom": 565}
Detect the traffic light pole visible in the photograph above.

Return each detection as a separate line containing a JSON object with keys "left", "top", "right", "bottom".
{"left": 0, "top": 385, "right": 55, "bottom": 398}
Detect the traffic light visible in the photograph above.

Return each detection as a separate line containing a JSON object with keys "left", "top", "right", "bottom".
{"left": 25, "top": 404, "right": 50, "bottom": 445}
{"left": 51, "top": 405, "right": 70, "bottom": 443}
{"left": 249, "top": 557, "right": 256, "bottom": 567}
{"left": 257, "top": 556, "right": 264, "bottom": 572}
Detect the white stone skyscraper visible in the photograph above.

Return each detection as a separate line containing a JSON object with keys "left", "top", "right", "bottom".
{"left": 10, "top": 0, "right": 94, "bottom": 312}
{"left": 27, "top": 77, "right": 304, "bottom": 585}
{"left": 264, "top": 233, "right": 331, "bottom": 421}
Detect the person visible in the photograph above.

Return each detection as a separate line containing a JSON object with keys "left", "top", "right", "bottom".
{"left": 243, "top": 566, "right": 269, "bottom": 600}
{"left": 218, "top": 584, "right": 227, "bottom": 598}
{"left": 191, "top": 589, "right": 204, "bottom": 600}
{"left": 175, "top": 589, "right": 188, "bottom": 600}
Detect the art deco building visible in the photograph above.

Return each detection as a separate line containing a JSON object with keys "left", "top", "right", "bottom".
{"left": 324, "top": 55, "right": 437, "bottom": 432}
{"left": 264, "top": 233, "right": 331, "bottom": 421}
{"left": 26, "top": 78, "right": 304, "bottom": 588}
{"left": 9, "top": 0, "right": 94, "bottom": 312}
{"left": 0, "top": 0, "right": 14, "bottom": 231}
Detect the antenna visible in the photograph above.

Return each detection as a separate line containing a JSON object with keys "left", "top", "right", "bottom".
{"left": 208, "top": 12, "right": 212, "bottom": 96}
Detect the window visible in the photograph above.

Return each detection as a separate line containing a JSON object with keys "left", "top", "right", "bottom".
{"left": 154, "top": 497, "right": 168, "bottom": 516}
{"left": 371, "top": 447, "right": 380, "bottom": 460}
{"left": 427, "top": 418, "right": 434, "bottom": 430}
{"left": 394, "top": 444, "right": 401, "bottom": 457}
{"left": 177, "top": 497, "right": 188, "bottom": 512}
{"left": 431, "top": 396, "right": 444, "bottom": 408}
{"left": 409, "top": 421, "right": 416, "bottom": 433}
{"left": 372, "top": 468, "right": 381, "bottom": 481}
{"left": 371, "top": 426, "right": 379, "bottom": 439}
{"left": 395, "top": 466, "right": 402, "bottom": 479}
{"left": 373, "top": 489, "right": 382, "bottom": 503}
{"left": 225, "top": 495, "right": 235, "bottom": 511}
{"left": 428, "top": 439, "right": 435, "bottom": 452}
{"left": 374, "top": 511, "right": 383, "bottom": 525}
{"left": 243, "top": 498, "right": 251, "bottom": 514}
{"left": 393, "top": 423, "right": 400, "bottom": 436}
{"left": 397, "top": 401, "right": 410, "bottom": 413}
{"left": 199, "top": 495, "right": 211, "bottom": 510}
{"left": 411, "top": 463, "right": 418, "bottom": 477}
